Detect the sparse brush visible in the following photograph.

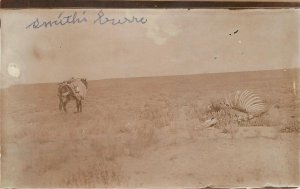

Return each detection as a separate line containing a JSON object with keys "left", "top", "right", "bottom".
{"left": 205, "top": 109, "right": 237, "bottom": 129}
{"left": 206, "top": 99, "right": 223, "bottom": 113}
{"left": 280, "top": 119, "right": 300, "bottom": 133}
{"left": 24, "top": 151, "right": 69, "bottom": 175}
{"left": 184, "top": 101, "right": 232, "bottom": 131}
{"left": 138, "top": 104, "right": 174, "bottom": 128}
{"left": 63, "top": 160, "right": 123, "bottom": 187}
{"left": 185, "top": 102, "right": 206, "bottom": 121}
{"left": 238, "top": 116, "right": 271, "bottom": 127}
{"left": 221, "top": 123, "right": 239, "bottom": 138}
{"left": 90, "top": 138, "right": 125, "bottom": 161}
{"left": 125, "top": 121, "right": 159, "bottom": 158}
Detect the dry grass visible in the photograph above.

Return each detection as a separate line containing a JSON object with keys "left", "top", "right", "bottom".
{"left": 63, "top": 160, "right": 123, "bottom": 187}
{"left": 2, "top": 69, "right": 299, "bottom": 187}
{"left": 280, "top": 119, "right": 300, "bottom": 133}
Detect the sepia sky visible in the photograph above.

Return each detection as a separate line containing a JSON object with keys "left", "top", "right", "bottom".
{"left": 0, "top": 9, "right": 299, "bottom": 86}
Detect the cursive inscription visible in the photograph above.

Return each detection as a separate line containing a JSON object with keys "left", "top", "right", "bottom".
{"left": 26, "top": 10, "right": 147, "bottom": 29}
{"left": 26, "top": 11, "right": 88, "bottom": 29}
{"left": 93, "top": 10, "right": 147, "bottom": 25}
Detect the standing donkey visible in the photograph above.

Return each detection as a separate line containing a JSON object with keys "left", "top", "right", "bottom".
{"left": 58, "top": 78, "right": 88, "bottom": 113}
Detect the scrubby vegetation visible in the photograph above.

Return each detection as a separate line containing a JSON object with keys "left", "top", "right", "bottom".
{"left": 2, "top": 69, "right": 299, "bottom": 187}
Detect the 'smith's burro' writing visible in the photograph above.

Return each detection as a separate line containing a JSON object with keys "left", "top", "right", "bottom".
{"left": 26, "top": 10, "right": 148, "bottom": 29}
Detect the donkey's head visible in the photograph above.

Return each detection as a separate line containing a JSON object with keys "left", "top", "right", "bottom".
{"left": 57, "top": 82, "right": 72, "bottom": 111}
{"left": 58, "top": 83, "right": 71, "bottom": 98}
{"left": 81, "top": 78, "right": 88, "bottom": 89}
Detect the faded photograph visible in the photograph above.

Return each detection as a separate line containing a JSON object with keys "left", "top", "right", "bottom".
{"left": 0, "top": 9, "right": 299, "bottom": 187}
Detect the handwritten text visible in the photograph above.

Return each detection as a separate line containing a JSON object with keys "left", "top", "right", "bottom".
{"left": 26, "top": 10, "right": 147, "bottom": 29}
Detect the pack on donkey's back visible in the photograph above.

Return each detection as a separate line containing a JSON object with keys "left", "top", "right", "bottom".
{"left": 57, "top": 77, "right": 88, "bottom": 113}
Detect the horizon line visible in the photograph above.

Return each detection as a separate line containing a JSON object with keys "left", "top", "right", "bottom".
{"left": 1, "top": 67, "right": 299, "bottom": 89}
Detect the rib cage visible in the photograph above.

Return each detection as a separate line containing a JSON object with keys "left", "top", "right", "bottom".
{"left": 224, "top": 90, "right": 267, "bottom": 116}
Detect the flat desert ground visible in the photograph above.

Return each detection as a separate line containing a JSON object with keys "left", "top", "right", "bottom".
{"left": 1, "top": 69, "right": 300, "bottom": 187}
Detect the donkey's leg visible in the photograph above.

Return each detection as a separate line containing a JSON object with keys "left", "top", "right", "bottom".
{"left": 63, "top": 98, "right": 69, "bottom": 113}
{"left": 59, "top": 100, "right": 63, "bottom": 111}
{"left": 75, "top": 99, "right": 80, "bottom": 113}
{"left": 59, "top": 97, "right": 64, "bottom": 111}
{"left": 79, "top": 100, "right": 82, "bottom": 112}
